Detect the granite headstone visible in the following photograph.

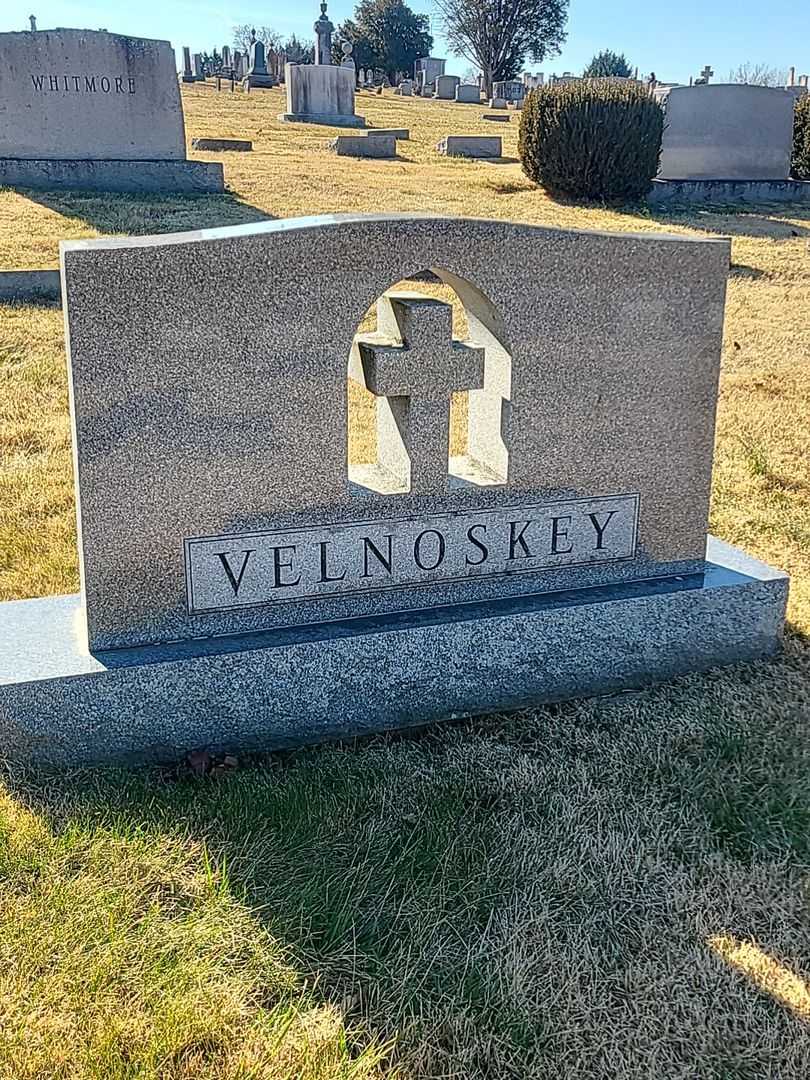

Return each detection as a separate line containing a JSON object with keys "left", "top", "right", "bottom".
{"left": 659, "top": 85, "right": 796, "bottom": 180}
{"left": 0, "top": 28, "right": 223, "bottom": 192}
{"left": 0, "top": 214, "right": 788, "bottom": 764}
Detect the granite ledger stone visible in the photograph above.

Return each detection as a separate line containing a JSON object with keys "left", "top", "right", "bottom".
{"left": 0, "top": 213, "right": 789, "bottom": 762}
{"left": 0, "top": 28, "right": 224, "bottom": 193}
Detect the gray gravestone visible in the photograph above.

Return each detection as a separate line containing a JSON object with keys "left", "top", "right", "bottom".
{"left": 435, "top": 74, "right": 461, "bottom": 100}
{"left": 659, "top": 85, "right": 795, "bottom": 180}
{"left": 242, "top": 31, "right": 277, "bottom": 88}
{"left": 62, "top": 214, "right": 734, "bottom": 649}
{"left": 493, "top": 79, "right": 525, "bottom": 102}
{"left": 280, "top": 61, "right": 364, "bottom": 126}
{"left": 0, "top": 214, "right": 788, "bottom": 765}
{"left": 0, "top": 29, "right": 223, "bottom": 192}
{"left": 455, "top": 83, "right": 480, "bottom": 104}
{"left": 181, "top": 45, "right": 194, "bottom": 83}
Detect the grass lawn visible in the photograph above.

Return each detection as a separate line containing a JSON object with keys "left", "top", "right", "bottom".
{"left": 0, "top": 83, "right": 809, "bottom": 1077}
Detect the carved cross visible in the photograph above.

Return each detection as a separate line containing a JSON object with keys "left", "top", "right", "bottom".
{"left": 356, "top": 292, "right": 485, "bottom": 495}
{"left": 700, "top": 65, "right": 714, "bottom": 82}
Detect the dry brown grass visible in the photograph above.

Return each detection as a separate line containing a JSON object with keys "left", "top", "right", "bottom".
{"left": 0, "top": 82, "right": 809, "bottom": 1079}
{"left": 1, "top": 83, "right": 807, "bottom": 626}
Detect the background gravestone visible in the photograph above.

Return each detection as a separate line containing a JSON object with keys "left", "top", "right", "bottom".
{"left": 659, "top": 84, "right": 796, "bottom": 180}
{"left": 0, "top": 29, "right": 186, "bottom": 160}
{"left": 436, "top": 75, "right": 461, "bottom": 100}
{"left": 281, "top": 62, "right": 365, "bottom": 126}
{"left": 0, "top": 28, "right": 223, "bottom": 192}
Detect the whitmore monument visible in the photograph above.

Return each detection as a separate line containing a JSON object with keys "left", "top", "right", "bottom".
{"left": 0, "top": 27, "right": 223, "bottom": 192}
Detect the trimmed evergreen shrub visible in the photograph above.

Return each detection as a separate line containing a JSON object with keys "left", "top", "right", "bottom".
{"left": 792, "top": 95, "right": 810, "bottom": 181}
{"left": 519, "top": 81, "right": 664, "bottom": 201}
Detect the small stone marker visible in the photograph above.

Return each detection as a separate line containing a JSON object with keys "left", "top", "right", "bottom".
{"left": 399, "top": 79, "right": 413, "bottom": 96}
{"left": 489, "top": 97, "right": 508, "bottom": 109}
{"left": 191, "top": 138, "right": 252, "bottom": 152}
{"left": 482, "top": 113, "right": 510, "bottom": 122}
{"left": 368, "top": 128, "right": 409, "bottom": 139}
{"left": 329, "top": 134, "right": 396, "bottom": 157}
{"left": 0, "top": 214, "right": 788, "bottom": 765}
{"left": 437, "top": 136, "right": 502, "bottom": 158}
{"left": 0, "top": 28, "right": 223, "bottom": 193}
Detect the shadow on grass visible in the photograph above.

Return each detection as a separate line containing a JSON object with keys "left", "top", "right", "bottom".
{"left": 4, "top": 633, "right": 810, "bottom": 1075}
{"left": 729, "top": 262, "right": 769, "bottom": 280}
{"left": 15, "top": 187, "right": 275, "bottom": 240}
{"left": 640, "top": 204, "right": 810, "bottom": 239}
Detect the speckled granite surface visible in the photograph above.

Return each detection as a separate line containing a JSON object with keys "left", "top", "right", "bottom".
{"left": 60, "top": 214, "right": 730, "bottom": 650}
{"left": 0, "top": 539, "right": 788, "bottom": 766}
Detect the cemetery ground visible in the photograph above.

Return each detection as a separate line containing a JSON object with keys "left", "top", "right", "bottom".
{"left": 0, "top": 82, "right": 809, "bottom": 1078}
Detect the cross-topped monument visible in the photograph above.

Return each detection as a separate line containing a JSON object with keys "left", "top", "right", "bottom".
{"left": 356, "top": 293, "right": 485, "bottom": 495}
{"left": 699, "top": 65, "right": 714, "bottom": 83}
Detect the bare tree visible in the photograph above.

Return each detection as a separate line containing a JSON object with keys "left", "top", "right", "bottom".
{"left": 728, "top": 62, "right": 787, "bottom": 87}
{"left": 232, "top": 25, "right": 282, "bottom": 54}
{"left": 434, "top": 0, "right": 568, "bottom": 97}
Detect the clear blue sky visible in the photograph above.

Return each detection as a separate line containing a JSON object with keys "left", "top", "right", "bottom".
{"left": 5, "top": 0, "right": 808, "bottom": 84}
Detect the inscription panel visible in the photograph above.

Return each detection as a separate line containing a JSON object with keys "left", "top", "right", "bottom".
{"left": 185, "top": 494, "right": 640, "bottom": 615}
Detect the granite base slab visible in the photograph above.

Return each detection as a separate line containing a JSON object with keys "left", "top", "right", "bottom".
{"left": 0, "top": 539, "right": 788, "bottom": 767}
{"left": 0, "top": 158, "right": 225, "bottom": 194}
{"left": 649, "top": 178, "right": 810, "bottom": 205}
{"left": 277, "top": 112, "right": 366, "bottom": 128}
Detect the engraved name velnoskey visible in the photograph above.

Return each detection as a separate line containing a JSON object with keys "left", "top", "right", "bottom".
{"left": 184, "top": 494, "right": 640, "bottom": 615}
